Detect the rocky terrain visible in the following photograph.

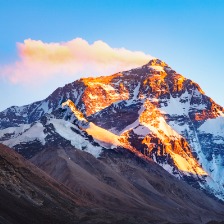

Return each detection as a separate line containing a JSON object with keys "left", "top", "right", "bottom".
{"left": 30, "top": 145, "right": 224, "bottom": 224}
{"left": 2, "top": 143, "right": 224, "bottom": 223}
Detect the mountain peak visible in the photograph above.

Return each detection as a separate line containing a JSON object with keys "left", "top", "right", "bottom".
{"left": 1, "top": 57, "right": 224, "bottom": 202}
{"left": 146, "top": 59, "right": 168, "bottom": 67}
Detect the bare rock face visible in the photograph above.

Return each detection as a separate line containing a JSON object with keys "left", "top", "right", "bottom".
{"left": 0, "top": 59, "right": 224, "bottom": 201}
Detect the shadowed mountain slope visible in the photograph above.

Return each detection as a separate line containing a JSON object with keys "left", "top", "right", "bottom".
{"left": 31, "top": 145, "right": 224, "bottom": 224}
{"left": 0, "top": 144, "right": 160, "bottom": 224}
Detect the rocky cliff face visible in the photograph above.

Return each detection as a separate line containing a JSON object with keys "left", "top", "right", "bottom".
{"left": 0, "top": 59, "right": 224, "bottom": 200}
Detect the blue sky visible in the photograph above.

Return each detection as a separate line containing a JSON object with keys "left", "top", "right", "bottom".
{"left": 0, "top": 0, "right": 224, "bottom": 111}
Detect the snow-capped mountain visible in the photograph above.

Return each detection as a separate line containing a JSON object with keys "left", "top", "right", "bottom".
{"left": 1, "top": 59, "right": 224, "bottom": 200}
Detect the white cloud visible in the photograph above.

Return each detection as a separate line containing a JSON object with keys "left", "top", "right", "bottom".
{"left": 0, "top": 38, "right": 154, "bottom": 85}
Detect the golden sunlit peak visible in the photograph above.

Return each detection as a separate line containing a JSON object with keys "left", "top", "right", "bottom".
{"left": 146, "top": 59, "right": 168, "bottom": 67}
{"left": 81, "top": 73, "right": 123, "bottom": 86}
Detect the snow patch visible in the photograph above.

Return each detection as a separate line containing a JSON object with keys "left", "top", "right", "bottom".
{"left": 149, "top": 66, "right": 164, "bottom": 72}
{"left": 50, "top": 119, "right": 103, "bottom": 157}
{"left": 85, "top": 122, "right": 121, "bottom": 147}
{"left": 199, "top": 117, "right": 224, "bottom": 136}
{"left": 0, "top": 124, "right": 30, "bottom": 139}
{"left": 133, "top": 126, "right": 150, "bottom": 136}
{"left": 2, "top": 123, "right": 46, "bottom": 147}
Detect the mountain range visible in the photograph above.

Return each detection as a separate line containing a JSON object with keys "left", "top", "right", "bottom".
{"left": 0, "top": 59, "right": 224, "bottom": 223}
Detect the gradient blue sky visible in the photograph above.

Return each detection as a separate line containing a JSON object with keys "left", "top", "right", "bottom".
{"left": 0, "top": 0, "right": 224, "bottom": 111}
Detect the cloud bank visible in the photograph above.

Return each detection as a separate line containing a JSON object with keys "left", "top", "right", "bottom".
{"left": 0, "top": 38, "right": 154, "bottom": 85}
